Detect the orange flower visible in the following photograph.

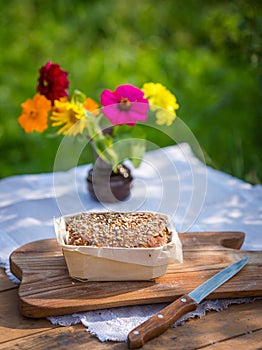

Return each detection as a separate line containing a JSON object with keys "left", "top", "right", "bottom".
{"left": 83, "top": 97, "right": 99, "bottom": 116}
{"left": 18, "top": 94, "right": 51, "bottom": 133}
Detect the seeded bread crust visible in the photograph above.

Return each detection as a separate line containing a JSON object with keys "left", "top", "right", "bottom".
{"left": 66, "top": 212, "right": 172, "bottom": 248}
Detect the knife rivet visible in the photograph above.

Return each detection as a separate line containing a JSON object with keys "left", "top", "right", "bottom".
{"left": 133, "top": 330, "right": 139, "bottom": 335}
{"left": 157, "top": 314, "right": 164, "bottom": 319}
{"left": 181, "top": 298, "right": 187, "bottom": 303}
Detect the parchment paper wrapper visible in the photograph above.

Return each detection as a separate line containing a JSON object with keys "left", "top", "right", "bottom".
{"left": 54, "top": 211, "right": 183, "bottom": 281}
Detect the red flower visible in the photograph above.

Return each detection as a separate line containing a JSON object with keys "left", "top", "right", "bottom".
{"left": 37, "top": 61, "right": 69, "bottom": 103}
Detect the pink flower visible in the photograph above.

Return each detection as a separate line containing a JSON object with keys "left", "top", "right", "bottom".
{"left": 37, "top": 61, "right": 69, "bottom": 103}
{"left": 100, "top": 84, "right": 149, "bottom": 126}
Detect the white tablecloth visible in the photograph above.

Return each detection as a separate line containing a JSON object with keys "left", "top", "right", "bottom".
{"left": 0, "top": 143, "right": 261, "bottom": 341}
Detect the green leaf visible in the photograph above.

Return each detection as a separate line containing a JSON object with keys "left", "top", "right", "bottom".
{"left": 112, "top": 135, "right": 146, "bottom": 168}
{"left": 72, "top": 89, "right": 87, "bottom": 103}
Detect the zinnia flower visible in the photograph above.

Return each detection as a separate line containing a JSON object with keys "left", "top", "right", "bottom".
{"left": 100, "top": 84, "right": 149, "bottom": 126}
{"left": 50, "top": 98, "right": 87, "bottom": 136}
{"left": 142, "top": 83, "right": 179, "bottom": 125}
{"left": 37, "top": 61, "right": 69, "bottom": 103}
{"left": 83, "top": 97, "right": 99, "bottom": 116}
{"left": 155, "top": 109, "right": 176, "bottom": 126}
{"left": 18, "top": 93, "right": 51, "bottom": 133}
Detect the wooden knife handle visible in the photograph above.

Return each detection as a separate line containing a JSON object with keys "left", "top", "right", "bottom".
{"left": 127, "top": 295, "right": 197, "bottom": 349}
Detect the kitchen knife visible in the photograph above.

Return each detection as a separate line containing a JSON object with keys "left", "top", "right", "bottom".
{"left": 128, "top": 256, "right": 249, "bottom": 349}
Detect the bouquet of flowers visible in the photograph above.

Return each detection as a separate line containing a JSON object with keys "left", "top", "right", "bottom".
{"left": 18, "top": 61, "right": 179, "bottom": 171}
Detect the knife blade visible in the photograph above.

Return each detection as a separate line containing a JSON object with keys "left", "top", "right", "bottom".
{"left": 128, "top": 256, "right": 249, "bottom": 349}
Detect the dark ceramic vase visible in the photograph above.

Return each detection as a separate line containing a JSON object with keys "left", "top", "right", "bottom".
{"left": 87, "top": 163, "right": 133, "bottom": 203}
{"left": 86, "top": 143, "right": 133, "bottom": 202}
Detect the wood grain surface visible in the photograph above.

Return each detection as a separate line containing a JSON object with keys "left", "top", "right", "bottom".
{"left": 9, "top": 231, "right": 262, "bottom": 318}
{"left": 1, "top": 267, "right": 261, "bottom": 350}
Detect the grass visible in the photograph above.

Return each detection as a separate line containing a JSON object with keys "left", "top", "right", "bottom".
{"left": 0, "top": 0, "right": 261, "bottom": 183}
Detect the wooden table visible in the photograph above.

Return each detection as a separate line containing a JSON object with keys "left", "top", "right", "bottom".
{"left": 1, "top": 268, "right": 261, "bottom": 350}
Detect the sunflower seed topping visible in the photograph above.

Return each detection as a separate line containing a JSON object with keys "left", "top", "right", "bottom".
{"left": 66, "top": 212, "right": 172, "bottom": 248}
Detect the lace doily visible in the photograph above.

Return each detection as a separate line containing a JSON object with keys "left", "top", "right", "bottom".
{"left": 47, "top": 298, "right": 259, "bottom": 342}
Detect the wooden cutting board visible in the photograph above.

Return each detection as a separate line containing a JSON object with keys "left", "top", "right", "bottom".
{"left": 10, "top": 231, "right": 262, "bottom": 318}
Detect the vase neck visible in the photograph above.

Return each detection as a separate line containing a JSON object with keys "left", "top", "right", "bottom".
{"left": 90, "top": 141, "right": 113, "bottom": 171}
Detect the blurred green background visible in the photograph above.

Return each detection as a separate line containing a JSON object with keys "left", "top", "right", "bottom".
{"left": 0, "top": 0, "right": 261, "bottom": 183}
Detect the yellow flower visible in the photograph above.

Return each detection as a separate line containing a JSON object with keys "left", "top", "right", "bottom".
{"left": 155, "top": 109, "right": 176, "bottom": 126}
{"left": 50, "top": 98, "right": 87, "bottom": 136}
{"left": 142, "top": 83, "right": 179, "bottom": 125}
{"left": 18, "top": 94, "right": 51, "bottom": 133}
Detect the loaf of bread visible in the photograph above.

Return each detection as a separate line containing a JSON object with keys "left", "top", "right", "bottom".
{"left": 65, "top": 211, "right": 172, "bottom": 248}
